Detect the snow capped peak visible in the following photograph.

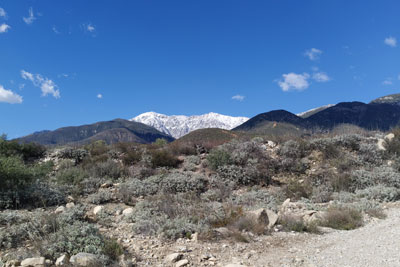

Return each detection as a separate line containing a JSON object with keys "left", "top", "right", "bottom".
{"left": 130, "top": 112, "right": 249, "bottom": 138}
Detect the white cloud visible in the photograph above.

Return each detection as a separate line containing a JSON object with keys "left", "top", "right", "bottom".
{"left": 304, "top": 48, "right": 323, "bottom": 61}
{"left": 0, "top": 7, "right": 7, "bottom": 18}
{"left": 23, "top": 7, "right": 36, "bottom": 25}
{"left": 21, "top": 70, "right": 60, "bottom": 98}
{"left": 97, "top": 94, "right": 103, "bottom": 99}
{"left": 87, "top": 24, "right": 95, "bottom": 32}
{"left": 0, "top": 23, "right": 10, "bottom": 33}
{"left": 382, "top": 78, "right": 393, "bottom": 85}
{"left": 0, "top": 85, "right": 23, "bottom": 104}
{"left": 278, "top": 73, "right": 310, "bottom": 92}
{"left": 384, "top": 37, "right": 397, "bottom": 47}
{"left": 313, "top": 72, "right": 331, "bottom": 82}
{"left": 232, "top": 95, "right": 244, "bottom": 101}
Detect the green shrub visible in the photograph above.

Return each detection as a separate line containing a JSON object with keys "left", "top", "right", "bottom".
{"left": 0, "top": 138, "right": 46, "bottom": 163}
{"left": 355, "top": 185, "right": 400, "bottom": 202}
{"left": 103, "top": 238, "right": 123, "bottom": 260}
{"left": 86, "top": 159, "right": 126, "bottom": 180}
{"left": 55, "top": 167, "right": 89, "bottom": 185}
{"left": 279, "top": 214, "right": 319, "bottom": 233}
{"left": 207, "top": 149, "right": 232, "bottom": 170}
{"left": 150, "top": 150, "right": 181, "bottom": 168}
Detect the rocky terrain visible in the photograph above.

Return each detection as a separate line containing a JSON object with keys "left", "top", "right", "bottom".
{"left": 2, "top": 125, "right": 400, "bottom": 266}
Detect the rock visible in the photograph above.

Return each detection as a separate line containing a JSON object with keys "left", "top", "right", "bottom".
{"left": 6, "top": 260, "right": 21, "bottom": 266}
{"left": 267, "top": 140, "right": 276, "bottom": 148}
{"left": 45, "top": 259, "right": 52, "bottom": 265}
{"left": 21, "top": 257, "right": 45, "bottom": 267}
{"left": 191, "top": 232, "right": 199, "bottom": 242}
{"left": 67, "top": 195, "right": 75, "bottom": 202}
{"left": 175, "top": 259, "right": 189, "bottom": 267}
{"left": 93, "top": 206, "right": 103, "bottom": 215}
{"left": 122, "top": 208, "right": 134, "bottom": 216}
{"left": 377, "top": 139, "right": 386, "bottom": 150}
{"left": 246, "top": 208, "right": 269, "bottom": 226}
{"left": 214, "top": 227, "right": 232, "bottom": 237}
{"left": 266, "top": 209, "right": 278, "bottom": 229}
{"left": 66, "top": 202, "right": 75, "bottom": 209}
{"left": 164, "top": 253, "right": 182, "bottom": 264}
{"left": 70, "top": 253, "right": 101, "bottom": 266}
{"left": 280, "top": 198, "right": 291, "bottom": 212}
{"left": 55, "top": 206, "right": 65, "bottom": 214}
{"left": 100, "top": 182, "right": 113, "bottom": 188}
{"left": 385, "top": 133, "right": 395, "bottom": 141}
{"left": 55, "top": 255, "right": 69, "bottom": 266}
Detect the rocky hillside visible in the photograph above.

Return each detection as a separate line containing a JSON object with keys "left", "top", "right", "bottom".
{"left": 131, "top": 112, "right": 249, "bottom": 138}
{"left": 17, "top": 119, "right": 174, "bottom": 145}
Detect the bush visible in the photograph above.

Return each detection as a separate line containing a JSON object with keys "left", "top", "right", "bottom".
{"left": 351, "top": 167, "right": 400, "bottom": 190}
{"left": 279, "top": 214, "right": 319, "bottom": 233}
{"left": 217, "top": 164, "right": 270, "bottom": 186}
{"left": 86, "top": 159, "right": 126, "bottom": 180}
{"left": 320, "top": 206, "right": 363, "bottom": 230}
{"left": 355, "top": 185, "right": 400, "bottom": 202}
{"left": 58, "top": 148, "right": 88, "bottom": 164}
{"left": 0, "top": 156, "right": 53, "bottom": 209}
{"left": 0, "top": 138, "right": 46, "bottom": 163}
{"left": 55, "top": 167, "right": 89, "bottom": 185}
{"left": 87, "top": 190, "right": 113, "bottom": 204}
{"left": 150, "top": 150, "right": 181, "bottom": 168}
{"left": 207, "top": 149, "right": 232, "bottom": 170}
{"left": 103, "top": 238, "right": 123, "bottom": 260}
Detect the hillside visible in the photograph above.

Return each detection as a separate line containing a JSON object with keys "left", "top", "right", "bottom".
{"left": 17, "top": 119, "right": 174, "bottom": 145}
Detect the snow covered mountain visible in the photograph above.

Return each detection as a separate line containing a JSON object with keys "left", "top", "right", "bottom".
{"left": 130, "top": 112, "right": 249, "bottom": 139}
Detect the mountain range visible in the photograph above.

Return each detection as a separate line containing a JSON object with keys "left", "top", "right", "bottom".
{"left": 17, "top": 119, "right": 174, "bottom": 145}
{"left": 131, "top": 112, "right": 249, "bottom": 138}
{"left": 15, "top": 93, "right": 400, "bottom": 146}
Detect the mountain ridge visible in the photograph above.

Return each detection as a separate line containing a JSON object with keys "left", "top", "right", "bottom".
{"left": 131, "top": 111, "right": 249, "bottom": 138}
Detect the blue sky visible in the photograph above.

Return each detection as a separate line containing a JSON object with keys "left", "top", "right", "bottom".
{"left": 1, "top": 0, "right": 400, "bottom": 138}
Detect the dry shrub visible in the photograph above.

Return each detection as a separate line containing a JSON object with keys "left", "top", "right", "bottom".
{"left": 320, "top": 206, "right": 363, "bottom": 230}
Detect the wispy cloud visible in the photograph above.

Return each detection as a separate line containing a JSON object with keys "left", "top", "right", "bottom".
{"left": 0, "top": 85, "right": 23, "bottom": 104}
{"left": 21, "top": 70, "right": 60, "bottom": 98}
{"left": 82, "top": 23, "right": 96, "bottom": 36}
{"left": 0, "top": 7, "right": 7, "bottom": 18}
{"left": 52, "top": 25, "right": 60, "bottom": 34}
{"left": 231, "top": 95, "right": 245, "bottom": 101}
{"left": 304, "top": 48, "right": 323, "bottom": 61}
{"left": 97, "top": 94, "right": 103, "bottom": 99}
{"left": 278, "top": 73, "right": 310, "bottom": 92}
{"left": 23, "top": 7, "right": 36, "bottom": 25}
{"left": 384, "top": 37, "right": 397, "bottom": 47}
{"left": 382, "top": 78, "right": 393, "bottom": 85}
{"left": 0, "top": 23, "right": 10, "bottom": 33}
{"left": 312, "top": 72, "right": 331, "bottom": 82}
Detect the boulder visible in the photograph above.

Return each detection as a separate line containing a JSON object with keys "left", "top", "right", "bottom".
{"left": 21, "top": 257, "right": 45, "bottom": 267}
{"left": 70, "top": 253, "right": 101, "bottom": 267}
{"left": 93, "top": 206, "right": 103, "bottom": 215}
{"left": 246, "top": 208, "right": 277, "bottom": 228}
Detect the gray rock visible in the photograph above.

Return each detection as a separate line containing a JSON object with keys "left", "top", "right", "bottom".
{"left": 70, "top": 253, "right": 101, "bottom": 266}
{"left": 21, "top": 257, "right": 45, "bottom": 267}
{"left": 175, "top": 259, "right": 189, "bottom": 267}
{"left": 122, "top": 208, "right": 134, "bottom": 216}
{"left": 55, "top": 206, "right": 65, "bottom": 214}
{"left": 164, "top": 253, "right": 182, "bottom": 264}
{"left": 66, "top": 202, "right": 75, "bottom": 209}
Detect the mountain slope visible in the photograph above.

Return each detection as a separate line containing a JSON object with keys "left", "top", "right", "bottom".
{"left": 131, "top": 112, "right": 249, "bottom": 138}
{"left": 233, "top": 110, "right": 308, "bottom": 131}
{"left": 17, "top": 119, "right": 174, "bottom": 145}
{"left": 370, "top": 93, "right": 400, "bottom": 105}
{"left": 297, "top": 104, "right": 335, "bottom": 118}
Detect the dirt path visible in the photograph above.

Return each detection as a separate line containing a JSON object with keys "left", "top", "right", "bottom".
{"left": 250, "top": 204, "right": 400, "bottom": 267}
